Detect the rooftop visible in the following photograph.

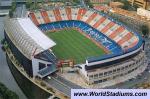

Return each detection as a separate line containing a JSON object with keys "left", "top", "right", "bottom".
{"left": 4, "top": 18, "right": 56, "bottom": 59}
{"left": 0, "top": 0, "right": 12, "bottom": 7}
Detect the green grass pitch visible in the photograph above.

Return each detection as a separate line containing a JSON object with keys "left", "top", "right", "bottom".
{"left": 47, "top": 29, "right": 105, "bottom": 64}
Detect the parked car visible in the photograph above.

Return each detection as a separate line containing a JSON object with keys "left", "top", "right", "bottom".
{"left": 47, "top": 76, "right": 51, "bottom": 80}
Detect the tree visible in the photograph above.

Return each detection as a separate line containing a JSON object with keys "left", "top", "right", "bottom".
{"left": 84, "top": 0, "right": 93, "bottom": 8}
{"left": 26, "top": 0, "right": 32, "bottom": 9}
{"left": 88, "top": 3, "right": 93, "bottom": 8}
{"left": 0, "top": 39, "right": 5, "bottom": 45}
{"left": 11, "top": 0, "right": 17, "bottom": 12}
{"left": 141, "top": 25, "right": 149, "bottom": 37}
{"left": 0, "top": 82, "right": 19, "bottom": 99}
{"left": 9, "top": 0, "right": 16, "bottom": 17}
{"left": 113, "top": 0, "right": 137, "bottom": 11}
{"left": 34, "top": 0, "right": 38, "bottom": 10}
{"left": 9, "top": 10, "right": 13, "bottom": 18}
{"left": 121, "top": 0, "right": 131, "bottom": 10}
{"left": 72, "top": 0, "right": 80, "bottom": 4}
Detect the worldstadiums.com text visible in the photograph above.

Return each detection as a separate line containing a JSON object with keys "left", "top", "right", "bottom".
{"left": 73, "top": 91, "right": 147, "bottom": 97}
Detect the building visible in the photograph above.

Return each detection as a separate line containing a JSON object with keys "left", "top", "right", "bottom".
{"left": 3, "top": 6, "right": 148, "bottom": 97}
{"left": 4, "top": 18, "right": 57, "bottom": 78}
{"left": 128, "top": 0, "right": 150, "bottom": 10}
{"left": 137, "top": 8, "right": 150, "bottom": 19}
{"left": 0, "top": 0, "right": 12, "bottom": 9}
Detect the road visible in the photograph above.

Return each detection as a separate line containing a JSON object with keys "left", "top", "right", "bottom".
{"left": 45, "top": 77, "right": 71, "bottom": 97}
{"left": 0, "top": 17, "right": 27, "bottom": 99}
{"left": 54, "top": 74, "right": 83, "bottom": 89}
{"left": 44, "top": 73, "right": 84, "bottom": 97}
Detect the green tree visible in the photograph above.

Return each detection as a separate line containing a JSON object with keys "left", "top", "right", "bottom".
{"left": 141, "top": 25, "right": 149, "bottom": 37}
{"left": 0, "top": 82, "right": 19, "bottom": 99}
{"left": 72, "top": 0, "right": 80, "bottom": 4}
{"left": 113, "top": 0, "right": 137, "bottom": 11}
{"left": 9, "top": 10, "right": 13, "bottom": 18}
{"left": 26, "top": 0, "right": 32, "bottom": 9}
{"left": 84, "top": 0, "right": 93, "bottom": 8}
{"left": 0, "top": 84, "right": 7, "bottom": 94}
{"left": 9, "top": 0, "right": 16, "bottom": 17}
{"left": 4, "top": 90, "right": 19, "bottom": 99}
{"left": 11, "top": 0, "right": 16, "bottom": 11}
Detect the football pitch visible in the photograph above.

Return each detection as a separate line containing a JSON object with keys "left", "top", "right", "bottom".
{"left": 47, "top": 29, "right": 105, "bottom": 64}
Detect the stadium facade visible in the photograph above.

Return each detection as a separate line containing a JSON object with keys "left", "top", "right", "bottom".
{"left": 4, "top": 7, "right": 148, "bottom": 97}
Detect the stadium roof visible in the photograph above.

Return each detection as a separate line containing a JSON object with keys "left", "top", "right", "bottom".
{"left": 4, "top": 18, "right": 56, "bottom": 59}
{"left": 18, "top": 18, "right": 56, "bottom": 50}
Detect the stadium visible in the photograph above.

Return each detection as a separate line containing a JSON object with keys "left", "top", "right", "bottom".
{"left": 4, "top": 6, "right": 148, "bottom": 97}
